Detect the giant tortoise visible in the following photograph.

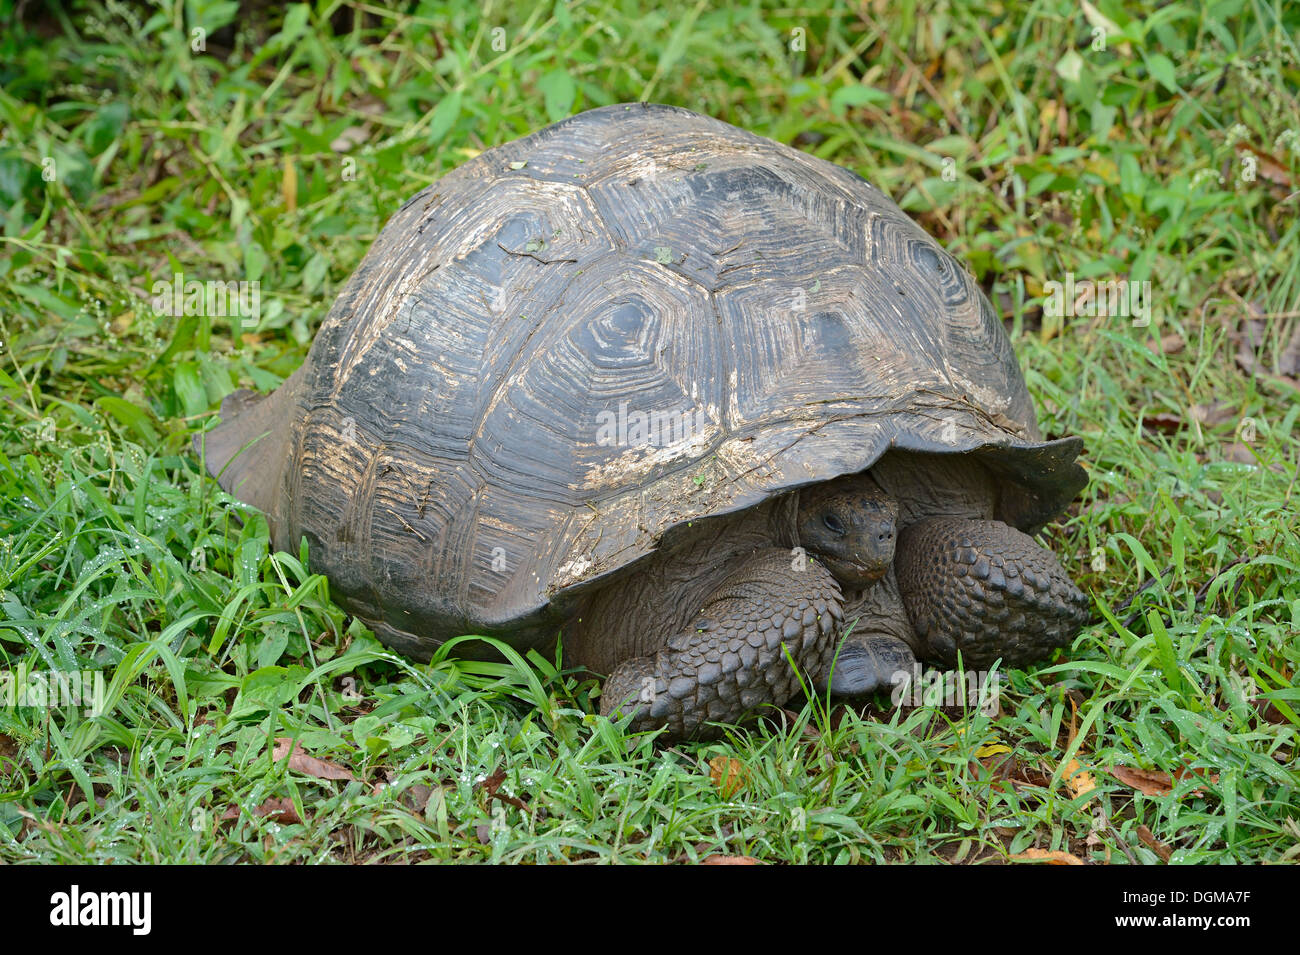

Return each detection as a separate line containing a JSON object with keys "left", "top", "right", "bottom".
{"left": 198, "top": 103, "right": 1091, "bottom": 740}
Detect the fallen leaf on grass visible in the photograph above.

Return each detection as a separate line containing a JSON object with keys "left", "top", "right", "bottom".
{"left": 1221, "top": 442, "right": 1289, "bottom": 474}
{"left": 1109, "top": 765, "right": 1218, "bottom": 797}
{"left": 1147, "top": 333, "right": 1185, "bottom": 355}
{"left": 1061, "top": 694, "right": 1096, "bottom": 802}
{"left": 330, "top": 125, "right": 371, "bottom": 153}
{"left": 978, "top": 752, "right": 1053, "bottom": 790}
{"left": 709, "top": 756, "right": 748, "bottom": 798}
{"left": 1141, "top": 412, "right": 1184, "bottom": 434}
{"left": 1189, "top": 401, "right": 1239, "bottom": 428}
{"left": 1223, "top": 442, "right": 1258, "bottom": 464}
{"left": 1280, "top": 324, "right": 1300, "bottom": 378}
{"left": 1234, "top": 314, "right": 1300, "bottom": 390}
{"left": 1235, "top": 317, "right": 1268, "bottom": 377}
{"left": 400, "top": 783, "right": 433, "bottom": 814}
{"left": 1110, "top": 766, "right": 1173, "bottom": 795}
{"left": 272, "top": 737, "right": 356, "bottom": 782}
{"left": 478, "top": 763, "right": 507, "bottom": 795}
{"left": 1135, "top": 824, "right": 1173, "bottom": 862}
{"left": 1233, "top": 142, "right": 1294, "bottom": 190}
{"left": 219, "top": 797, "right": 304, "bottom": 827}
{"left": 1065, "top": 758, "right": 1097, "bottom": 800}
{"left": 1171, "top": 766, "right": 1219, "bottom": 797}
{"left": 256, "top": 797, "right": 302, "bottom": 824}
{"left": 475, "top": 762, "right": 530, "bottom": 812}
{"left": 700, "top": 855, "right": 761, "bottom": 865}
{"left": 1010, "top": 848, "right": 1085, "bottom": 865}
{"left": 371, "top": 774, "right": 434, "bottom": 814}
{"left": 1254, "top": 699, "right": 1292, "bottom": 726}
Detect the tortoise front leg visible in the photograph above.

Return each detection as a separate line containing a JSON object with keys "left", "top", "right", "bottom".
{"left": 895, "top": 518, "right": 1091, "bottom": 669}
{"left": 814, "top": 570, "right": 919, "bottom": 697}
{"left": 601, "top": 549, "right": 843, "bottom": 740}
{"left": 819, "top": 633, "right": 918, "bottom": 697}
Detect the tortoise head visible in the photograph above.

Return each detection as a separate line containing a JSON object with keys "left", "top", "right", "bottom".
{"left": 796, "top": 475, "right": 898, "bottom": 587}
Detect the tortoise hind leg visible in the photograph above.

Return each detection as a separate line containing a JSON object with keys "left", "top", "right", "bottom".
{"left": 601, "top": 549, "right": 843, "bottom": 740}
{"left": 895, "top": 518, "right": 1091, "bottom": 669}
{"left": 192, "top": 365, "right": 307, "bottom": 516}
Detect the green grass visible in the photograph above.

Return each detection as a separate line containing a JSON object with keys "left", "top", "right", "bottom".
{"left": 1, "top": 0, "right": 1297, "bottom": 863}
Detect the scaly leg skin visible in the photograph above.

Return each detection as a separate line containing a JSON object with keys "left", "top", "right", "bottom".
{"left": 814, "top": 570, "right": 919, "bottom": 697}
{"left": 895, "top": 518, "right": 1092, "bottom": 669}
{"left": 601, "top": 548, "right": 843, "bottom": 740}
{"left": 820, "top": 632, "right": 917, "bottom": 697}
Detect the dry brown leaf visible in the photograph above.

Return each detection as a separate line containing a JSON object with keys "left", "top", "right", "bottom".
{"left": 330, "top": 125, "right": 371, "bottom": 153}
{"left": 252, "top": 797, "right": 302, "bottom": 824}
{"left": 1065, "top": 758, "right": 1097, "bottom": 800}
{"left": 475, "top": 762, "right": 530, "bottom": 813}
{"left": 1060, "top": 693, "right": 1095, "bottom": 801}
{"left": 1135, "top": 824, "right": 1173, "bottom": 862}
{"left": 1255, "top": 699, "right": 1290, "bottom": 726}
{"left": 1235, "top": 317, "right": 1268, "bottom": 377}
{"left": 272, "top": 737, "right": 356, "bottom": 782}
{"left": 1142, "top": 412, "right": 1184, "bottom": 434}
{"left": 400, "top": 783, "right": 433, "bottom": 814}
{"left": 1011, "top": 848, "right": 1085, "bottom": 865}
{"left": 1110, "top": 765, "right": 1219, "bottom": 798}
{"left": 1224, "top": 442, "right": 1257, "bottom": 464}
{"left": 985, "top": 754, "right": 1054, "bottom": 790}
{"left": 1189, "top": 401, "right": 1239, "bottom": 428}
{"left": 700, "top": 854, "right": 761, "bottom": 865}
{"left": 477, "top": 763, "right": 507, "bottom": 796}
{"left": 1171, "top": 765, "right": 1220, "bottom": 798}
{"left": 1279, "top": 324, "right": 1300, "bottom": 378}
{"left": 1234, "top": 142, "right": 1294, "bottom": 188}
{"left": 1223, "top": 442, "right": 1289, "bottom": 474}
{"left": 219, "top": 797, "right": 303, "bottom": 827}
{"left": 1147, "top": 333, "right": 1185, "bottom": 355}
{"left": 709, "top": 756, "right": 748, "bottom": 798}
{"left": 1110, "top": 765, "right": 1173, "bottom": 795}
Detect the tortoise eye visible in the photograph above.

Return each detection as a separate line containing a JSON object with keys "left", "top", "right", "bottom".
{"left": 822, "top": 513, "right": 845, "bottom": 536}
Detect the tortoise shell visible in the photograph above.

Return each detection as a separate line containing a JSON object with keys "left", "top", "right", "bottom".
{"left": 200, "top": 103, "right": 1085, "bottom": 661}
